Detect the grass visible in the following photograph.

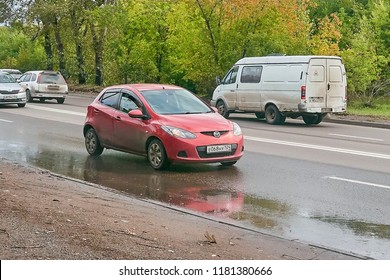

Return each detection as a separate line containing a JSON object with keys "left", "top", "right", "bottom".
{"left": 347, "top": 96, "right": 390, "bottom": 118}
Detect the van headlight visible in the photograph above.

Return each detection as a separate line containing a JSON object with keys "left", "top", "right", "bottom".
{"left": 161, "top": 125, "right": 196, "bottom": 139}
{"left": 232, "top": 122, "right": 242, "bottom": 136}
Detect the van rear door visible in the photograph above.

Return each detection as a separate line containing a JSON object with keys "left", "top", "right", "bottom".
{"left": 327, "top": 59, "right": 346, "bottom": 109}
{"left": 305, "top": 58, "right": 346, "bottom": 112}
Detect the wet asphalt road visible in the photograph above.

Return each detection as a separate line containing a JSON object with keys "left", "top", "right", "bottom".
{"left": 1, "top": 94, "right": 390, "bottom": 259}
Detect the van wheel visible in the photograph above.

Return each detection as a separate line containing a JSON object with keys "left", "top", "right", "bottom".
{"left": 265, "top": 105, "right": 282, "bottom": 125}
{"left": 57, "top": 98, "right": 65, "bottom": 104}
{"left": 255, "top": 112, "right": 265, "bottom": 119}
{"left": 313, "top": 113, "right": 326, "bottom": 124}
{"left": 303, "top": 114, "right": 323, "bottom": 125}
{"left": 216, "top": 100, "right": 230, "bottom": 118}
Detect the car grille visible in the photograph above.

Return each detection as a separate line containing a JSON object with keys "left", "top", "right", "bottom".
{"left": 200, "top": 130, "right": 229, "bottom": 137}
{"left": 196, "top": 144, "right": 238, "bottom": 158}
{"left": 0, "top": 90, "right": 19, "bottom": 94}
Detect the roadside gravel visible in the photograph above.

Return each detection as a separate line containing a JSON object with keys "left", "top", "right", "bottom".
{"left": 0, "top": 159, "right": 365, "bottom": 260}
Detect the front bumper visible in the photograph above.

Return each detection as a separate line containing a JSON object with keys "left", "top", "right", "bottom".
{"left": 163, "top": 132, "right": 244, "bottom": 164}
{"left": 0, "top": 92, "right": 27, "bottom": 105}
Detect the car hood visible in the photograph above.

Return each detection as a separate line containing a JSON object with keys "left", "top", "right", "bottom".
{"left": 0, "top": 83, "right": 21, "bottom": 91}
{"left": 158, "top": 113, "right": 233, "bottom": 132}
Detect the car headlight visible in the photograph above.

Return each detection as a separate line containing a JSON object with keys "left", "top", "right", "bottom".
{"left": 232, "top": 122, "right": 242, "bottom": 136}
{"left": 161, "top": 125, "right": 196, "bottom": 139}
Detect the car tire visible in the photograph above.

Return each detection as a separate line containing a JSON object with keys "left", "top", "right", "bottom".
{"left": 265, "top": 104, "right": 282, "bottom": 125}
{"left": 26, "top": 89, "right": 33, "bottom": 102}
{"left": 18, "top": 103, "right": 26, "bottom": 108}
{"left": 85, "top": 128, "right": 104, "bottom": 156}
{"left": 57, "top": 98, "right": 65, "bottom": 104}
{"left": 220, "top": 161, "right": 237, "bottom": 166}
{"left": 147, "top": 139, "right": 170, "bottom": 170}
{"left": 216, "top": 100, "right": 230, "bottom": 118}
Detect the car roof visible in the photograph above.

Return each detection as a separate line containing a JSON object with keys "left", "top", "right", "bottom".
{"left": 105, "top": 84, "right": 183, "bottom": 91}
{"left": 0, "top": 69, "right": 22, "bottom": 73}
{"left": 23, "top": 70, "right": 62, "bottom": 74}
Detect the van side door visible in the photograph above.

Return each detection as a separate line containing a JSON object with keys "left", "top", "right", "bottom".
{"left": 237, "top": 65, "right": 263, "bottom": 110}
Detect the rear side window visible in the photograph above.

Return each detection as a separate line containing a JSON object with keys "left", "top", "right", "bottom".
{"left": 100, "top": 91, "right": 120, "bottom": 108}
{"left": 39, "top": 73, "right": 66, "bottom": 85}
{"left": 240, "top": 66, "right": 262, "bottom": 83}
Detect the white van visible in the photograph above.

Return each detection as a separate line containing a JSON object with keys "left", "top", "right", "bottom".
{"left": 210, "top": 55, "right": 347, "bottom": 125}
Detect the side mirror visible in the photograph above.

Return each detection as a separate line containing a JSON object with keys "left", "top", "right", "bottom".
{"left": 128, "top": 109, "right": 144, "bottom": 118}
{"left": 215, "top": 76, "right": 221, "bottom": 85}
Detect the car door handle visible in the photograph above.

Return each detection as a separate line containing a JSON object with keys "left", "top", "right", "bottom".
{"left": 93, "top": 109, "right": 100, "bottom": 113}
{"left": 115, "top": 116, "right": 121, "bottom": 121}
{"left": 328, "top": 83, "right": 330, "bottom": 90}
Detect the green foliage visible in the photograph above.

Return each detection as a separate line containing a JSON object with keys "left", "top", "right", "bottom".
{"left": 0, "top": 27, "right": 46, "bottom": 71}
{"left": 0, "top": 0, "right": 389, "bottom": 109}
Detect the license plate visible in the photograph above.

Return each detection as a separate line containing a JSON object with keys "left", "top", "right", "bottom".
{"left": 309, "top": 97, "right": 323, "bottom": 103}
{"left": 207, "top": 144, "right": 232, "bottom": 154}
{"left": 4, "top": 95, "right": 16, "bottom": 100}
{"left": 47, "top": 85, "right": 60, "bottom": 90}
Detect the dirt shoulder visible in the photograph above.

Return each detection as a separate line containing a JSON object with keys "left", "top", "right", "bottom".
{"left": 0, "top": 159, "right": 364, "bottom": 260}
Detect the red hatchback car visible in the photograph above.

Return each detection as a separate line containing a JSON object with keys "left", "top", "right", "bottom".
{"left": 83, "top": 84, "right": 244, "bottom": 170}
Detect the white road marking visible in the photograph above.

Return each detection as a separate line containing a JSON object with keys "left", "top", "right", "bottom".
{"left": 0, "top": 118, "right": 13, "bottom": 123}
{"left": 329, "top": 133, "right": 384, "bottom": 142}
{"left": 27, "top": 104, "right": 85, "bottom": 116}
{"left": 244, "top": 136, "right": 390, "bottom": 160}
{"left": 325, "top": 176, "right": 390, "bottom": 190}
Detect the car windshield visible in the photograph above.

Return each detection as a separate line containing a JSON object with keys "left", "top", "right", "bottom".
{"left": 39, "top": 73, "right": 66, "bottom": 84}
{"left": 140, "top": 89, "right": 213, "bottom": 115}
{"left": 0, "top": 73, "right": 16, "bottom": 83}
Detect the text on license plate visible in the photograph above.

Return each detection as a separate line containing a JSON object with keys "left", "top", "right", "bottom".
{"left": 4, "top": 95, "right": 16, "bottom": 100}
{"left": 207, "top": 144, "right": 232, "bottom": 154}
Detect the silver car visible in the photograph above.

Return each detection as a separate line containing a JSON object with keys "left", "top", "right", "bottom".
{"left": 0, "top": 69, "right": 23, "bottom": 80}
{"left": 0, "top": 72, "right": 26, "bottom": 107}
{"left": 18, "top": 70, "right": 68, "bottom": 104}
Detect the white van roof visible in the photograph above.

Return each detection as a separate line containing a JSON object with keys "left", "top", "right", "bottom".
{"left": 235, "top": 55, "right": 343, "bottom": 65}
